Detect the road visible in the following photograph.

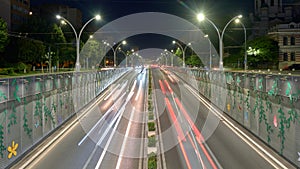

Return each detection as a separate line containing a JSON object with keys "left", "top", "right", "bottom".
{"left": 11, "top": 67, "right": 295, "bottom": 169}
{"left": 12, "top": 68, "right": 147, "bottom": 169}
{"left": 151, "top": 67, "right": 294, "bottom": 169}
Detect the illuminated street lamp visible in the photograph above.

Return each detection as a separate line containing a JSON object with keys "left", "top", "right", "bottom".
{"left": 56, "top": 14, "right": 101, "bottom": 72}
{"left": 197, "top": 13, "right": 242, "bottom": 70}
{"left": 104, "top": 41, "right": 126, "bottom": 67}
{"left": 172, "top": 41, "right": 191, "bottom": 68}
{"left": 235, "top": 18, "right": 247, "bottom": 71}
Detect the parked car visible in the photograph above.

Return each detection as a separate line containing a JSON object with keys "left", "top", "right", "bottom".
{"left": 283, "top": 64, "right": 300, "bottom": 70}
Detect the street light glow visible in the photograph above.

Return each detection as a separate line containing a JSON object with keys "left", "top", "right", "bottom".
{"left": 197, "top": 13, "right": 205, "bottom": 21}
{"left": 57, "top": 14, "right": 102, "bottom": 71}
{"left": 172, "top": 40, "right": 176, "bottom": 44}
{"left": 122, "top": 40, "right": 127, "bottom": 45}
{"left": 235, "top": 18, "right": 240, "bottom": 23}
{"left": 95, "top": 15, "right": 101, "bottom": 20}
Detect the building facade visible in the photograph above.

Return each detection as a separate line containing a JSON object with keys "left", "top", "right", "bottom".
{"left": 0, "top": 0, "right": 30, "bottom": 31}
{"left": 32, "top": 4, "right": 82, "bottom": 29}
{"left": 269, "top": 23, "right": 300, "bottom": 69}
{"left": 251, "top": 0, "right": 300, "bottom": 69}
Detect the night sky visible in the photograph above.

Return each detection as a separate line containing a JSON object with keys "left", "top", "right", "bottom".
{"left": 31, "top": 0, "right": 253, "bottom": 23}
{"left": 31, "top": 0, "right": 253, "bottom": 50}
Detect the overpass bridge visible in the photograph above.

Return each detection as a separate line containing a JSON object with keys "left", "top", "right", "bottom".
{"left": 0, "top": 67, "right": 299, "bottom": 169}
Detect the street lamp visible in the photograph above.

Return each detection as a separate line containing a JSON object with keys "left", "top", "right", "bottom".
{"left": 172, "top": 41, "right": 191, "bottom": 68}
{"left": 161, "top": 52, "right": 168, "bottom": 66}
{"left": 56, "top": 14, "right": 101, "bottom": 72}
{"left": 104, "top": 40, "right": 126, "bottom": 67}
{"left": 204, "top": 34, "right": 212, "bottom": 70}
{"left": 235, "top": 18, "right": 247, "bottom": 71}
{"left": 118, "top": 48, "right": 132, "bottom": 67}
{"left": 197, "top": 13, "right": 242, "bottom": 70}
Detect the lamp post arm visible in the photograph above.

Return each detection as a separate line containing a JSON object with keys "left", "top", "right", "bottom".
{"left": 220, "top": 16, "right": 238, "bottom": 41}
{"left": 239, "top": 21, "right": 247, "bottom": 70}
{"left": 206, "top": 18, "right": 221, "bottom": 40}
{"left": 78, "top": 17, "right": 96, "bottom": 39}
{"left": 61, "top": 16, "right": 78, "bottom": 39}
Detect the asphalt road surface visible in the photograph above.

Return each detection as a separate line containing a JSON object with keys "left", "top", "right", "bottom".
{"left": 151, "top": 67, "right": 295, "bottom": 169}
{"left": 12, "top": 68, "right": 147, "bottom": 169}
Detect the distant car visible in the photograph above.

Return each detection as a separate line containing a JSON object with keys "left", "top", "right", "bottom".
{"left": 283, "top": 64, "right": 300, "bottom": 70}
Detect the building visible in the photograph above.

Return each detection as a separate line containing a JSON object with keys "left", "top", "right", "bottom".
{"left": 32, "top": 4, "right": 82, "bottom": 29}
{"left": 251, "top": 0, "right": 300, "bottom": 69}
{"left": 0, "top": 0, "right": 30, "bottom": 31}
{"left": 269, "top": 22, "right": 300, "bottom": 69}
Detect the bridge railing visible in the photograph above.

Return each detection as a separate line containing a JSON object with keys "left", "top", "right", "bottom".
{"left": 170, "top": 67, "right": 300, "bottom": 167}
{"left": 0, "top": 68, "right": 129, "bottom": 169}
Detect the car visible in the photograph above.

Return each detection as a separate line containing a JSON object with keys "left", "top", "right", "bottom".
{"left": 284, "top": 64, "right": 300, "bottom": 70}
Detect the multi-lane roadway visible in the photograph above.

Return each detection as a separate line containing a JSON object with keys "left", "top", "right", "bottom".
{"left": 12, "top": 67, "right": 295, "bottom": 169}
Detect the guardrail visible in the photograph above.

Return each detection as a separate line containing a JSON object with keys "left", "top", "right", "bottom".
{"left": 171, "top": 68, "right": 300, "bottom": 168}
{"left": 0, "top": 68, "right": 129, "bottom": 169}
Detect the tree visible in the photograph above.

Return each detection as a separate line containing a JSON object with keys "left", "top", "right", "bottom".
{"left": 17, "top": 38, "right": 46, "bottom": 65}
{"left": 245, "top": 36, "right": 279, "bottom": 69}
{"left": 49, "top": 24, "right": 67, "bottom": 69}
{"left": 0, "top": 18, "right": 9, "bottom": 52}
{"left": 186, "top": 54, "right": 203, "bottom": 67}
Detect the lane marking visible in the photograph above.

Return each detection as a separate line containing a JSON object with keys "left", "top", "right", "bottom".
{"left": 187, "top": 132, "right": 206, "bottom": 169}
{"left": 95, "top": 91, "right": 134, "bottom": 169}
{"left": 135, "top": 80, "right": 143, "bottom": 101}
{"left": 175, "top": 97, "right": 218, "bottom": 169}
{"left": 184, "top": 84, "right": 289, "bottom": 169}
{"left": 78, "top": 92, "right": 126, "bottom": 146}
{"left": 116, "top": 107, "right": 135, "bottom": 169}
{"left": 104, "top": 84, "right": 120, "bottom": 101}
{"left": 96, "top": 93, "right": 127, "bottom": 146}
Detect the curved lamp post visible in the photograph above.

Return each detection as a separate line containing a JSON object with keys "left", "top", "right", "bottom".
{"left": 197, "top": 13, "right": 242, "bottom": 70}
{"left": 235, "top": 18, "right": 247, "bottom": 71}
{"left": 204, "top": 34, "right": 212, "bottom": 70}
{"left": 103, "top": 40, "right": 126, "bottom": 67}
{"left": 172, "top": 41, "right": 191, "bottom": 68}
{"left": 56, "top": 14, "right": 101, "bottom": 72}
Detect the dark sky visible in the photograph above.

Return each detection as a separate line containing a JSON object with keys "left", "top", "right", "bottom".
{"left": 31, "top": 0, "right": 253, "bottom": 50}
{"left": 32, "top": 0, "right": 253, "bottom": 23}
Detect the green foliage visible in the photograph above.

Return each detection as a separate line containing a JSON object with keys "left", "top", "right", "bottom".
{"left": 8, "top": 104, "right": 17, "bottom": 133}
{"left": 23, "top": 97, "right": 32, "bottom": 137}
{"left": 0, "top": 68, "right": 14, "bottom": 75}
{"left": 0, "top": 90, "right": 7, "bottom": 101}
{"left": 148, "top": 122, "right": 155, "bottom": 131}
{"left": 246, "top": 36, "right": 279, "bottom": 68}
{"left": 17, "top": 38, "right": 46, "bottom": 64}
{"left": 0, "top": 18, "right": 9, "bottom": 52}
{"left": 12, "top": 79, "right": 21, "bottom": 103}
{"left": 13, "top": 62, "right": 28, "bottom": 73}
{"left": 0, "top": 125, "right": 5, "bottom": 158}
{"left": 148, "top": 152, "right": 157, "bottom": 169}
{"left": 186, "top": 55, "right": 203, "bottom": 67}
{"left": 148, "top": 135, "right": 156, "bottom": 147}
{"left": 223, "top": 53, "right": 244, "bottom": 69}
{"left": 34, "top": 93, "right": 43, "bottom": 127}
{"left": 43, "top": 97, "right": 55, "bottom": 126}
